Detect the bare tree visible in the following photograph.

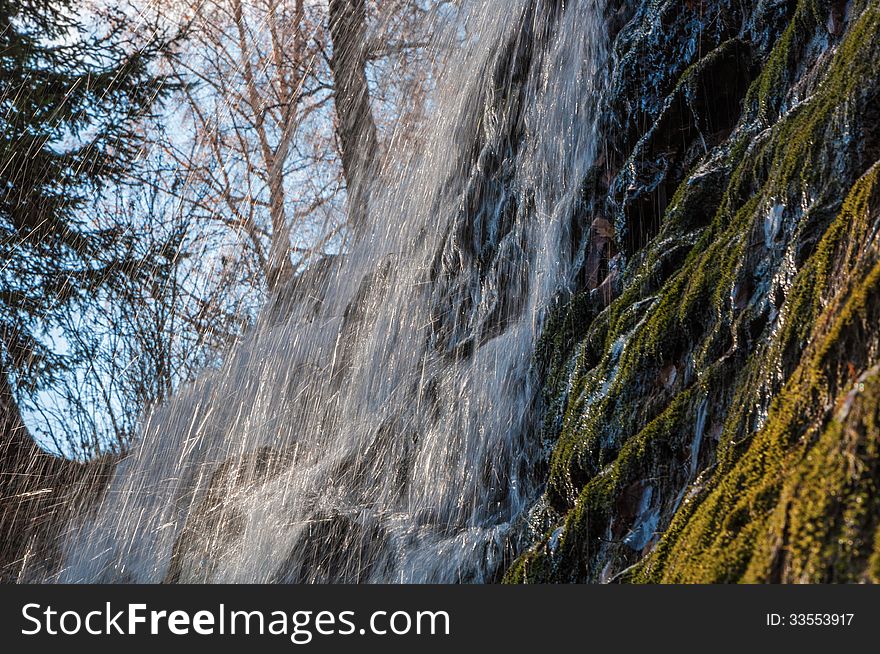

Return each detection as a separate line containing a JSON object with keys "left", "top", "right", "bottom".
{"left": 143, "top": 0, "right": 344, "bottom": 298}
{"left": 30, "top": 0, "right": 451, "bottom": 461}
{"left": 140, "top": 0, "right": 449, "bottom": 295}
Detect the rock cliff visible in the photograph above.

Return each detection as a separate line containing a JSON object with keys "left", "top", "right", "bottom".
{"left": 509, "top": 0, "right": 880, "bottom": 583}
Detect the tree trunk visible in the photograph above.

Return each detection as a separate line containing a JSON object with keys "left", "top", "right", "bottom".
{"left": 0, "top": 362, "right": 114, "bottom": 581}
{"left": 328, "top": 0, "right": 380, "bottom": 235}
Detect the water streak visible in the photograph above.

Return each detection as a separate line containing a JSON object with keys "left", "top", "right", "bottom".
{"left": 59, "top": 0, "right": 608, "bottom": 584}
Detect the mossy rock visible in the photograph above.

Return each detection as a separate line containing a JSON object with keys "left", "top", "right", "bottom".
{"left": 511, "top": 2, "right": 880, "bottom": 583}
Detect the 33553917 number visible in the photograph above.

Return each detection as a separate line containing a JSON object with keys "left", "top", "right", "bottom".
{"left": 765, "top": 613, "right": 854, "bottom": 626}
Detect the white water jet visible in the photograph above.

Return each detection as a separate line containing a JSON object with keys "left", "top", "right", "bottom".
{"left": 58, "top": 0, "right": 608, "bottom": 583}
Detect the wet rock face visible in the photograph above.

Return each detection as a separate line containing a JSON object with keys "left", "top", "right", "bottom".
{"left": 271, "top": 513, "right": 390, "bottom": 584}
{"left": 600, "top": 0, "right": 770, "bottom": 252}
{"left": 165, "top": 446, "right": 300, "bottom": 584}
{"left": 427, "top": 2, "right": 550, "bottom": 359}
{"left": 511, "top": 0, "right": 880, "bottom": 583}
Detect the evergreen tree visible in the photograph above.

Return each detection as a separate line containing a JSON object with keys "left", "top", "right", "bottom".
{"left": 1, "top": 0, "right": 181, "bottom": 579}
{"left": 0, "top": 0, "right": 178, "bottom": 449}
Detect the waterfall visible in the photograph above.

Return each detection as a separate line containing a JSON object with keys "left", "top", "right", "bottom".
{"left": 58, "top": 0, "right": 608, "bottom": 584}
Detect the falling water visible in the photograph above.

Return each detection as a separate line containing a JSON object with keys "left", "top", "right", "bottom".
{"left": 57, "top": 0, "right": 608, "bottom": 583}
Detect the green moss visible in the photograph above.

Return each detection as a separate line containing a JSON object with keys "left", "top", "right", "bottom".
{"left": 869, "top": 525, "right": 880, "bottom": 583}
{"left": 746, "top": 0, "right": 826, "bottom": 124}
{"left": 512, "top": 4, "right": 880, "bottom": 582}
{"left": 637, "top": 166, "right": 880, "bottom": 582}
{"left": 543, "top": 145, "right": 751, "bottom": 511}
{"left": 502, "top": 545, "right": 549, "bottom": 584}
{"left": 776, "top": 165, "right": 880, "bottom": 358}
{"left": 516, "top": 390, "right": 697, "bottom": 582}
{"left": 744, "top": 363, "right": 880, "bottom": 583}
